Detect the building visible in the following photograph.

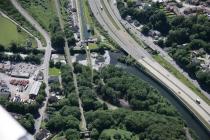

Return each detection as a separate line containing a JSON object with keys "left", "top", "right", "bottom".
{"left": 11, "top": 71, "right": 30, "bottom": 79}
{"left": 0, "top": 80, "right": 11, "bottom": 98}
{"left": 29, "top": 81, "right": 42, "bottom": 99}
{"left": 0, "top": 87, "right": 10, "bottom": 98}
{"left": 0, "top": 61, "right": 11, "bottom": 72}
{"left": 125, "top": 15, "right": 133, "bottom": 23}
{"left": 148, "top": 30, "right": 161, "bottom": 38}
{"left": 35, "top": 129, "right": 51, "bottom": 140}
{"left": 48, "top": 76, "right": 59, "bottom": 84}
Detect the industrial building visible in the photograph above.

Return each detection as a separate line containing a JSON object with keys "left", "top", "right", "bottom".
{"left": 29, "top": 81, "right": 42, "bottom": 99}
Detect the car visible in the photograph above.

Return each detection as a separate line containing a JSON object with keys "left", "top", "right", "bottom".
{"left": 195, "top": 98, "right": 201, "bottom": 104}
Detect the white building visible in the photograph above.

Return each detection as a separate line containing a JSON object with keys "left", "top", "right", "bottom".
{"left": 29, "top": 81, "right": 42, "bottom": 99}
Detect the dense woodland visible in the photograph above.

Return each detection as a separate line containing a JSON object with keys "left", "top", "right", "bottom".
{"left": 117, "top": 1, "right": 210, "bottom": 92}
{"left": 44, "top": 63, "right": 197, "bottom": 140}
{"left": 0, "top": 43, "right": 44, "bottom": 64}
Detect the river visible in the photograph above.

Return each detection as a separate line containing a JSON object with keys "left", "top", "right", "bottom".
{"left": 74, "top": 51, "right": 210, "bottom": 139}
{"left": 109, "top": 52, "right": 210, "bottom": 140}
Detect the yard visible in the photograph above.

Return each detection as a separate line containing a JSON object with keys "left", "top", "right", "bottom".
{"left": 88, "top": 43, "right": 98, "bottom": 49}
{"left": 0, "top": 16, "right": 36, "bottom": 47}
{"left": 49, "top": 67, "right": 61, "bottom": 76}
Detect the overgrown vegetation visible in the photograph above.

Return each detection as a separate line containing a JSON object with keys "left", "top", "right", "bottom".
{"left": 19, "top": 0, "right": 57, "bottom": 31}
{"left": 0, "top": 0, "right": 44, "bottom": 44}
{"left": 0, "top": 43, "right": 44, "bottom": 64}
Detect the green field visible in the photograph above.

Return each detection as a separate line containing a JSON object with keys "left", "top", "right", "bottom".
{"left": 100, "top": 129, "right": 139, "bottom": 140}
{"left": 19, "top": 0, "right": 56, "bottom": 31}
{"left": 88, "top": 43, "right": 98, "bottom": 49}
{"left": 153, "top": 54, "right": 210, "bottom": 105}
{"left": 0, "top": 16, "right": 36, "bottom": 47}
{"left": 49, "top": 67, "right": 61, "bottom": 76}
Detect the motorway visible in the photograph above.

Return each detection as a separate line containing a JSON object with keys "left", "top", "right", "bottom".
{"left": 89, "top": 0, "right": 210, "bottom": 130}
{"left": 108, "top": 0, "right": 210, "bottom": 100}
{"left": 10, "top": 0, "right": 52, "bottom": 134}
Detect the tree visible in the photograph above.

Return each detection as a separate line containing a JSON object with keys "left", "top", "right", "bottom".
{"left": 18, "top": 113, "right": 35, "bottom": 134}
{"left": 17, "top": 25, "right": 22, "bottom": 32}
{"left": 49, "top": 60, "right": 54, "bottom": 68}
{"left": 59, "top": 106, "right": 80, "bottom": 119}
{"left": 65, "top": 129, "right": 80, "bottom": 140}
{"left": 149, "top": 10, "right": 170, "bottom": 34}
{"left": 196, "top": 70, "right": 207, "bottom": 83}
{"left": 0, "top": 44, "right": 5, "bottom": 52}
{"left": 91, "top": 128, "right": 99, "bottom": 140}
{"left": 141, "top": 25, "right": 150, "bottom": 35}
{"left": 51, "top": 32, "right": 65, "bottom": 50}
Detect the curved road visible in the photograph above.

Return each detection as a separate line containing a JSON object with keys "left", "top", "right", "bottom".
{"left": 10, "top": 0, "right": 52, "bottom": 134}
{"left": 89, "top": 0, "right": 210, "bottom": 131}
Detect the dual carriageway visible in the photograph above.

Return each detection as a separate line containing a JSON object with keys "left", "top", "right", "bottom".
{"left": 88, "top": 0, "right": 210, "bottom": 132}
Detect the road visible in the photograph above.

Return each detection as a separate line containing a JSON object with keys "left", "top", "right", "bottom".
{"left": 108, "top": 0, "right": 210, "bottom": 100}
{"left": 89, "top": 0, "right": 210, "bottom": 130}
{"left": 55, "top": 0, "right": 88, "bottom": 133}
{"left": 10, "top": 0, "right": 52, "bottom": 135}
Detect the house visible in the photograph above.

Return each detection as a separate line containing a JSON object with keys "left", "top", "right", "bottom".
{"left": 133, "top": 20, "right": 140, "bottom": 27}
{"left": 48, "top": 76, "right": 59, "bottom": 84}
{"left": 125, "top": 15, "right": 133, "bottom": 23}
{"left": 135, "top": 0, "right": 142, "bottom": 7}
{"left": 33, "top": 71, "right": 44, "bottom": 81}
{"left": 35, "top": 129, "right": 51, "bottom": 140}
{"left": 148, "top": 30, "right": 161, "bottom": 38}
{"left": 188, "top": 0, "right": 200, "bottom": 5}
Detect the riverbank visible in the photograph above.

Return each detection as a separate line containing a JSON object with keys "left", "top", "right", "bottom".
{"left": 110, "top": 52, "right": 210, "bottom": 140}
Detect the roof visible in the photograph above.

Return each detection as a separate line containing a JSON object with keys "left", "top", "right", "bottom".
{"left": 48, "top": 76, "right": 59, "bottom": 83}
{"left": 11, "top": 72, "right": 30, "bottom": 78}
{"left": 29, "top": 81, "right": 42, "bottom": 96}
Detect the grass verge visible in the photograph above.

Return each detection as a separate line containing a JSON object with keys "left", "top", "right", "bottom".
{"left": 100, "top": 0, "right": 120, "bottom": 30}
{"left": 153, "top": 54, "right": 210, "bottom": 105}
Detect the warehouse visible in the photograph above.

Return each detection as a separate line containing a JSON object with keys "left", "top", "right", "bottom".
{"left": 29, "top": 81, "right": 41, "bottom": 99}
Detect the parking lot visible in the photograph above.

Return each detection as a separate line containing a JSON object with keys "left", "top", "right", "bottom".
{"left": 0, "top": 61, "right": 41, "bottom": 102}
{"left": 11, "top": 62, "right": 38, "bottom": 76}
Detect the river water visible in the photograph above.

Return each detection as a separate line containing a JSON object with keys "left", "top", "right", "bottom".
{"left": 74, "top": 51, "right": 210, "bottom": 139}
{"left": 109, "top": 52, "right": 210, "bottom": 140}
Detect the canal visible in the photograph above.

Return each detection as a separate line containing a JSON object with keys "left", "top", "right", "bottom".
{"left": 74, "top": 51, "right": 210, "bottom": 139}
{"left": 78, "top": 0, "right": 91, "bottom": 40}
{"left": 109, "top": 52, "right": 210, "bottom": 140}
